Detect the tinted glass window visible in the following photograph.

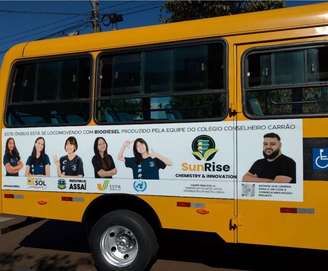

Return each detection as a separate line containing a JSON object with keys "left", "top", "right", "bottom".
{"left": 144, "top": 50, "right": 171, "bottom": 93}
{"left": 100, "top": 53, "right": 141, "bottom": 96}
{"left": 7, "top": 56, "right": 91, "bottom": 127}
{"left": 97, "top": 42, "right": 226, "bottom": 123}
{"left": 245, "top": 45, "right": 328, "bottom": 117}
{"left": 37, "top": 62, "right": 59, "bottom": 100}
{"left": 60, "top": 59, "right": 90, "bottom": 99}
{"left": 96, "top": 92, "right": 226, "bottom": 123}
{"left": 11, "top": 63, "right": 35, "bottom": 103}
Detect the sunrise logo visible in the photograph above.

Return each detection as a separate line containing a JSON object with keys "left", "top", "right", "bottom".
{"left": 192, "top": 135, "right": 218, "bottom": 161}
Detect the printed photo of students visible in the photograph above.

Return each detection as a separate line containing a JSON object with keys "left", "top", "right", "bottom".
{"left": 92, "top": 137, "right": 117, "bottom": 178}
{"left": 3, "top": 137, "right": 24, "bottom": 176}
{"left": 118, "top": 138, "right": 172, "bottom": 180}
{"left": 25, "top": 137, "right": 50, "bottom": 176}
{"left": 54, "top": 136, "right": 84, "bottom": 177}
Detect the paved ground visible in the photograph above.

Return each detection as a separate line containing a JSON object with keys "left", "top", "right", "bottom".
{"left": 0, "top": 216, "right": 12, "bottom": 222}
{"left": 0, "top": 217, "right": 241, "bottom": 271}
{"left": 0, "top": 216, "right": 328, "bottom": 271}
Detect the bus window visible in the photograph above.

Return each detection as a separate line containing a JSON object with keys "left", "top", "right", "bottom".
{"left": 60, "top": 58, "right": 90, "bottom": 99}
{"left": 96, "top": 42, "right": 227, "bottom": 123}
{"left": 244, "top": 44, "right": 328, "bottom": 117}
{"left": 6, "top": 56, "right": 91, "bottom": 127}
{"left": 100, "top": 53, "right": 141, "bottom": 96}
{"left": 11, "top": 63, "right": 35, "bottom": 103}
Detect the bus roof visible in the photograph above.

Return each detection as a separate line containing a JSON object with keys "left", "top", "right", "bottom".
{"left": 7, "top": 2, "right": 328, "bottom": 58}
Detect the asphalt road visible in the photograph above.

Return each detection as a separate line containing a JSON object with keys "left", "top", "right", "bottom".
{"left": 0, "top": 218, "right": 327, "bottom": 271}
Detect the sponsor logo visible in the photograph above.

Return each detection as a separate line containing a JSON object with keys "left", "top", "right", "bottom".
{"left": 192, "top": 135, "right": 217, "bottom": 161}
{"left": 133, "top": 180, "right": 147, "bottom": 192}
{"left": 109, "top": 184, "right": 121, "bottom": 192}
{"left": 68, "top": 179, "right": 86, "bottom": 191}
{"left": 57, "top": 179, "right": 66, "bottom": 190}
{"left": 312, "top": 148, "right": 328, "bottom": 171}
{"left": 27, "top": 177, "right": 46, "bottom": 189}
{"left": 97, "top": 180, "right": 122, "bottom": 192}
{"left": 97, "top": 180, "right": 110, "bottom": 191}
{"left": 179, "top": 135, "right": 231, "bottom": 176}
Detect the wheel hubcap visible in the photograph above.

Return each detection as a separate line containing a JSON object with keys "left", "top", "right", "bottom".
{"left": 100, "top": 225, "right": 138, "bottom": 267}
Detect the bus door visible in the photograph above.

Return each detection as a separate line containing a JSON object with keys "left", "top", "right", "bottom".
{"left": 236, "top": 40, "right": 328, "bottom": 250}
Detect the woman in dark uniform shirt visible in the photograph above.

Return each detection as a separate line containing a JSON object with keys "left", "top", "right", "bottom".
{"left": 54, "top": 136, "right": 84, "bottom": 177}
{"left": 118, "top": 138, "right": 172, "bottom": 180}
{"left": 92, "top": 137, "right": 117, "bottom": 178}
{"left": 3, "top": 137, "right": 23, "bottom": 176}
{"left": 25, "top": 137, "right": 50, "bottom": 176}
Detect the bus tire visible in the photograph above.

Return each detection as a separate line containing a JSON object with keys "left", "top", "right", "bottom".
{"left": 89, "top": 209, "right": 159, "bottom": 271}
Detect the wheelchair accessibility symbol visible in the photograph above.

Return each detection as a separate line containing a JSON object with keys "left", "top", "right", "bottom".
{"left": 312, "top": 148, "right": 328, "bottom": 170}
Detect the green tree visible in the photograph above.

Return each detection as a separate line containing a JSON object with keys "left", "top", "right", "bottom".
{"left": 161, "top": 0, "right": 285, "bottom": 23}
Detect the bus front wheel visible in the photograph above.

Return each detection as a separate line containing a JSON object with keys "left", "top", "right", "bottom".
{"left": 89, "top": 209, "right": 159, "bottom": 271}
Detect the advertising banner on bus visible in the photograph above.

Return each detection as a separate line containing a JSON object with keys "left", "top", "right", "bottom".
{"left": 2, "top": 119, "right": 303, "bottom": 201}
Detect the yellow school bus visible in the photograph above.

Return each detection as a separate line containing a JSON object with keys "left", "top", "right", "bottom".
{"left": 1, "top": 3, "right": 328, "bottom": 270}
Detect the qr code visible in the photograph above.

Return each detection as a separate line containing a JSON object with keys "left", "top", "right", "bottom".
{"left": 242, "top": 183, "right": 255, "bottom": 197}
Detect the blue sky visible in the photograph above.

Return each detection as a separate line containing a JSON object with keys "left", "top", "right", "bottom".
{"left": 0, "top": 1, "right": 164, "bottom": 60}
{"left": 0, "top": 0, "right": 325, "bottom": 63}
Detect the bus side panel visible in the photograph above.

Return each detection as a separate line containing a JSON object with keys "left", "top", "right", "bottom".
{"left": 141, "top": 196, "right": 235, "bottom": 242}
{"left": 0, "top": 44, "right": 27, "bottom": 215}
{"left": 2, "top": 191, "right": 99, "bottom": 222}
{"left": 238, "top": 182, "right": 328, "bottom": 250}
{"left": 2, "top": 190, "right": 235, "bottom": 242}
{"left": 236, "top": 35, "right": 328, "bottom": 250}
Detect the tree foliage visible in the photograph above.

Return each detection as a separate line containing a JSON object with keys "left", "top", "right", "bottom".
{"left": 161, "top": 0, "right": 285, "bottom": 23}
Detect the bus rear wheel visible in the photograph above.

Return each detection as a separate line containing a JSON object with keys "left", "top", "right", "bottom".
{"left": 89, "top": 209, "right": 159, "bottom": 271}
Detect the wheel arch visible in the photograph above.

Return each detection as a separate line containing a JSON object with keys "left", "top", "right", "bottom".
{"left": 82, "top": 194, "right": 162, "bottom": 234}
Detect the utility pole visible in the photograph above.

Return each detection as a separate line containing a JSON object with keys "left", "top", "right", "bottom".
{"left": 90, "top": 0, "right": 101, "bottom": 32}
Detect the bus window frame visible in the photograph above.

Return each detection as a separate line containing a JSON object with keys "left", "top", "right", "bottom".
{"left": 94, "top": 38, "right": 229, "bottom": 125}
{"left": 242, "top": 41, "right": 328, "bottom": 120}
{"left": 4, "top": 53, "right": 94, "bottom": 128}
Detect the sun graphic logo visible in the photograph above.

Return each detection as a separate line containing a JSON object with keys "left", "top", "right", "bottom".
{"left": 97, "top": 180, "right": 110, "bottom": 191}
{"left": 192, "top": 135, "right": 218, "bottom": 161}
{"left": 27, "top": 176, "right": 35, "bottom": 186}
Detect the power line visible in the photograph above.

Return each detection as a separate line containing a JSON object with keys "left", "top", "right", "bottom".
{"left": 0, "top": 15, "right": 87, "bottom": 44}
{"left": 1, "top": 18, "right": 90, "bottom": 48}
{"left": 104, "top": 1, "right": 138, "bottom": 11}
{"left": 39, "top": 20, "right": 91, "bottom": 39}
{"left": 0, "top": 9, "right": 85, "bottom": 16}
{"left": 0, "top": 18, "right": 91, "bottom": 56}
{"left": 0, "top": 1, "right": 163, "bottom": 54}
{"left": 0, "top": 1, "right": 128, "bottom": 44}
{"left": 100, "top": 2, "right": 162, "bottom": 30}
{"left": 123, "top": 4, "right": 162, "bottom": 16}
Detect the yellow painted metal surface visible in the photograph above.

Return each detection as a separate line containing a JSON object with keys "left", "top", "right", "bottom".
{"left": 1, "top": 2, "right": 328, "bottom": 250}
{"left": 2, "top": 191, "right": 98, "bottom": 221}
{"left": 140, "top": 196, "right": 234, "bottom": 237}
{"left": 238, "top": 182, "right": 328, "bottom": 250}
{"left": 235, "top": 34, "right": 328, "bottom": 249}
{"left": 0, "top": 43, "right": 27, "bottom": 215}
{"left": 1, "top": 190, "right": 235, "bottom": 242}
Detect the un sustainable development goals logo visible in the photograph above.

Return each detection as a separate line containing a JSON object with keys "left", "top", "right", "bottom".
{"left": 192, "top": 135, "right": 218, "bottom": 161}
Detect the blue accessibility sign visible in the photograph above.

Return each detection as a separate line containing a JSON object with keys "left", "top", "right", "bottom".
{"left": 312, "top": 148, "right": 328, "bottom": 171}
